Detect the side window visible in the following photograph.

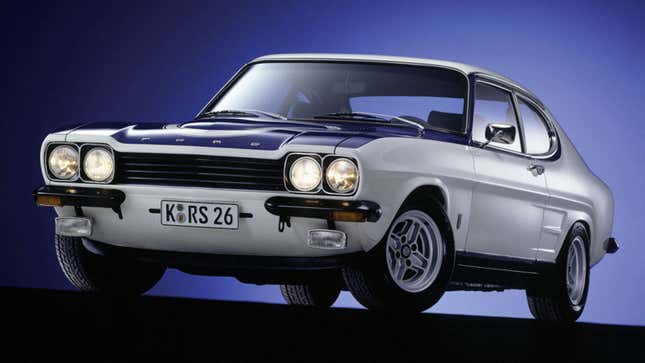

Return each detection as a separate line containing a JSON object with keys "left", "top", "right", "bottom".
{"left": 517, "top": 98, "right": 552, "bottom": 155}
{"left": 472, "top": 83, "right": 522, "bottom": 153}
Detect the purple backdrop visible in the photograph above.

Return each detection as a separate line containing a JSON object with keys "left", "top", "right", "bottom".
{"left": 3, "top": 0, "right": 643, "bottom": 326}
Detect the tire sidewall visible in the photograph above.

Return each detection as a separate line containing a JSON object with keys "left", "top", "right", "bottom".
{"left": 556, "top": 223, "right": 590, "bottom": 320}
{"left": 362, "top": 201, "right": 455, "bottom": 312}
{"left": 56, "top": 235, "right": 165, "bottom": 295}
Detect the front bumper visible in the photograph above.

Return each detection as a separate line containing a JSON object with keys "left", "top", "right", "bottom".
{"left": 265, "top": 196, "right": 381, "bottom": 223}
{"left": 33, "top": 185, "right": 125, "bottom": 218}
{"left": 34, "top": 185, "right": 382, "bottom": 257}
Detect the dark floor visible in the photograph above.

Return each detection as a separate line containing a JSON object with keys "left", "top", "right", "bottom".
{"left": 2, "top": 287, "right": 643, "bottom": 362}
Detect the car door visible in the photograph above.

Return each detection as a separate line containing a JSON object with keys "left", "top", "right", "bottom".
{"left": 465, "top": 81, "right": 549, "bottom": 260}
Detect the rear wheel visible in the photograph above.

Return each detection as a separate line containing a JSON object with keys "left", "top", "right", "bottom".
{"left": 55, "top": 234, "right": 166, "bottom": 295}
{"left": 526, "top": 223, "right": 590, "bottom": 322}
{"left": 280, "top": 283, "right": 340, "bottom": 307}
{"left": 342, "top": 201, "right": 454, "bottom": 313}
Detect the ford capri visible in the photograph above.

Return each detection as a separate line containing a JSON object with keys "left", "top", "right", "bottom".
{"left": 34, "top": 54, "right": 618, "bottom": 322}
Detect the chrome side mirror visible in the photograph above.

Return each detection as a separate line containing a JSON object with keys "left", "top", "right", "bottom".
{"left": 483, "top": 123, "right": 516, "bottom": 146}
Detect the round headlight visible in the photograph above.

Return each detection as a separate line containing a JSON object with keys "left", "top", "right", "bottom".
{"left": 83, "top": 147, "right": 114, "bottom": 182}
{"left": 48, "top": 145, "right": 79, "bottom": 180}
{"left": 326, "top": 158, "right": 358, "bottom": 193}
{"left": 289, "top": 156, "right": 322, "bottom": 192}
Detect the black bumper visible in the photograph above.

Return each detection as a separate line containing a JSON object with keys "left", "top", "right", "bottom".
{"left": 605, "top": 237, "right": 620, "bottom": 254}
{"left": 33, "top": 185, "right": 126, "bottom": 218}
{"left": 264, "top": 196, "right": 381, "bottom": 222}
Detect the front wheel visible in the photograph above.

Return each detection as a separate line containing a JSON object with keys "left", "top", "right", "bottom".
{"left": 55, "top": 235, "right": 166, "bottom": 295}
{"left": 342, "top": 201, "right": 455, "bottom": 313}
{"left": 526, "top": 223, "right": 590, "bottom": 322}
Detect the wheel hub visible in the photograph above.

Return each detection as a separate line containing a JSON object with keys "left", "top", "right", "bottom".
{"left": 566, "top": 236, "right": 587, "bottom": 306}
{"left": 401, "top": 245, "right": 411, "bottom": 258}
{"left": 385, "top": 210, "right": 444, "bottom": 293}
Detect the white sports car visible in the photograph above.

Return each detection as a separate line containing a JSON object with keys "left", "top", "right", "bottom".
{"left": 35, "top": 54, "right": 618, "bottom": 322}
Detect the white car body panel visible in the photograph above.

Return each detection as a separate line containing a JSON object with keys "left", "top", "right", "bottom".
{"left": 38, "top": 53, "right": 614, "bottom": 273}
{"left": 467, "top": 146, "right": 549, "bottom": 260}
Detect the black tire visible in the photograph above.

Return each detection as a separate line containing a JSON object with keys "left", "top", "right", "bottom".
{"left": 342, "top": 200, "right": 455, "bottom": 313}
{"left": 526, "top": 223, "right": 590, "bottom": 322}
{"left": 279, "top": 283, "right": 340, "bottom": 307}
{"left": 55, "top": 234, "right": 166, "bottom": 295}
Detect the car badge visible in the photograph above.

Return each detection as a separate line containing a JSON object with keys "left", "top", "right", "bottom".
{"left": 212, "top": 139, "right": 222, "bottom": 144}
{"left": 250, "top": 141, "right": 261, "bottom": 147}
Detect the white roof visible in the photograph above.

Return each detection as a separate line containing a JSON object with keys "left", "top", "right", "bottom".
{"left": 251, "top": 53, "right": 535, "bottom": 100}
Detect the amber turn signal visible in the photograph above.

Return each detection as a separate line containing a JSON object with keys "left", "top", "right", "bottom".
{"left": 36, "top": 195, "right": 62, "bottom": 207}
{"left": 332, "top": 211, "right": 366, "bottom": 222}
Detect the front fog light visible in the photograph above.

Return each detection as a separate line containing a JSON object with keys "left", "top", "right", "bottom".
{"left": 55, "top": 217, "right": 92, "bottom": 237}
{"left": 326, "top": 158, "right": 358, "bottom": 193}
{"left": 289, "top": 156, "right": 322, "bottom": 192}
{"left": 307, "top": 229, "right": 347, "bottom": 249}
{"left": 48, "top": 145, "right": 79, "bottom": 180}
{"left": 83, "top": 147, "right": 114, "bottom": 182}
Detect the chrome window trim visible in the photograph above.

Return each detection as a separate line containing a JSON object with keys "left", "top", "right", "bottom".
{"left": 44, "top": 142, "right": 81, "bottom": 182}
{"left": 472, "top": 77, "right": 560, "bottom": 161}
{"left": 473, "top": 73, "right": 544, "bottom": 109}
{"left": 511, "top": 92, "right": 528, "bottom": 153}
{"left": 514, "top": 93, "right": 560, "bottom": 160}
{"left": 472, "top": 80, "right": 525, "bottom": 154}
{"left": 79, "top": 143, "right": 116, "bottom": 184}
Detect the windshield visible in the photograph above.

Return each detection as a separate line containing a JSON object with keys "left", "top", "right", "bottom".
{"left": 207, "top": 62, "right": 468, "bottom": 133}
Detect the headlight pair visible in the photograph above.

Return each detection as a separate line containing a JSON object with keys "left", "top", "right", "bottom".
{"left": 47, "top": 144, "right": 114, "bottom": 183}
{"left": 287, "top": 155, "right": 358, "bottom": 194}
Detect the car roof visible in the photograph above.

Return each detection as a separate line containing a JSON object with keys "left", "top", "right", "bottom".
{"left": 251, "top": 53, "right": 539, "bottom": 104}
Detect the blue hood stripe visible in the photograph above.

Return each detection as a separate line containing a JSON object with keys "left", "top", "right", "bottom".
{"left": 69, "top": 120, "right": 469, "bottom": 150}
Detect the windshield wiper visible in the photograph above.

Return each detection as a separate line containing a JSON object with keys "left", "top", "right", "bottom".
{"left": 315, "top": 112, "right": 390, "bottom": 121}
{"left": 314, "top": 112, "right": 426, "bottom": 132}
{"left": 198, "top": 109, "right": 287, "bottom": 120}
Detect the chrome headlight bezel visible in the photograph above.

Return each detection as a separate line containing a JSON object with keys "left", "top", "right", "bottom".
{"left": 46, "top": 143, "right": 80, "bottom": 181}
{"left": 324, "top": 157, "right": 359, "bottom": 194}
{"left": 284, "top": 153, "right": 360, "bottom": 196}
{"left": 44, "top": 143, "right": 116, "bottom": 184}
{"left": 80, "top": 144, "right": 116, "bottom": 184}
{"left": 285, "top": 154, "right": 323, "bottom": 193}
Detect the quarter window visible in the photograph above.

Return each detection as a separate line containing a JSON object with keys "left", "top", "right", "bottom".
{"left": 472, "top": 83, "right": 522, "bottom": 153}
{"left": 517, "top": 98, "right": 552, "bottom": 155}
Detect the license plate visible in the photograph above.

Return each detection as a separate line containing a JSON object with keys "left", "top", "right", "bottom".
{"left": 161, "top": 201, "right": 239, "bottom": 229}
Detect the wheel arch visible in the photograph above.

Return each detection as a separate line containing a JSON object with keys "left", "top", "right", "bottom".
{"left": 402, "top": 185, "right": 448, "bottom": 213}
{"left": 557, "top": 220, "right": 591, "bottom": 262}
{"left": 402, "top": 186, "right": 456, "bottom": 255}
{"left": 555, "top": 216, "right": 593, "bottom": 264}
{"left": 358, "top": 180, "right": 460, "bottom": 253}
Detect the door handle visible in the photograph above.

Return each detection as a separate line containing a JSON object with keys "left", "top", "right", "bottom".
{"left": 528, "top": 163, "right": 545, "bottom": 176}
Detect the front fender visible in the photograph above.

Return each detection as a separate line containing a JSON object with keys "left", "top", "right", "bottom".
{"left": 336, "top": 137, "right": 476, "bottom": 252}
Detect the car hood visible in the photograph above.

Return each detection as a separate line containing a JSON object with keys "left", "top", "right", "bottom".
{"left": 65, "top": 117, "right": 465, "bottom": 150}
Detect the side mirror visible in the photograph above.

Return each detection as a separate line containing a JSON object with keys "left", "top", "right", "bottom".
{"left": 483, "top": 123, "right": 516, "bottom": 146}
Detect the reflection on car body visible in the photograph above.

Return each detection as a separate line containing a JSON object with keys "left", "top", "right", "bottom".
{"left": 34, "top": 54, "right": 618, "bottom": 322}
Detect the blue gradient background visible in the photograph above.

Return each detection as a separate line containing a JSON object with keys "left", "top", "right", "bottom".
{"left": 3, "top": 0, "right": 644, "bottom": 326}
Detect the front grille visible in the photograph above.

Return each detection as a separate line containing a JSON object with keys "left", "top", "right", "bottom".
{"left": 115, "top": 152, "right": 286, "bottom": 191}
